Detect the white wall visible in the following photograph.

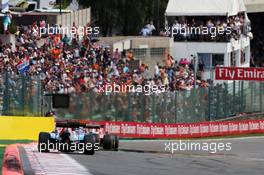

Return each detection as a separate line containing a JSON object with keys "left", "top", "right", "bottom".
{"left": 170, "top": 36, "right": 251, "bottom": 81}
{"left": 170, "top": 41, "right": 228, "bottom": 61}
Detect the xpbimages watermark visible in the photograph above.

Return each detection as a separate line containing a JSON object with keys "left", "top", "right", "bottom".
{"left": 165, "top": 25, "right": 232, "bottom": 38}
{"left": 98, "top": 82, "right": 166, "bottom": 95}
{"left": 32, "top": 24, "right": 100, "bottom": 37}
{"left": 38, "top": 140, "right": 100, "bottom": 153}
{"left": 164, "top": 140, "right": 232, "bottom": 154}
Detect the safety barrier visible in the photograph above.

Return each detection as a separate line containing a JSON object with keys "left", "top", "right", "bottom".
{"left": 2, "top": 144, "right": 23, "bottom": 175}
{"left": 86, "top": 119, "right": 264, "bottom": 138}
{"left": 0, "top": 117, "right": 55, "bottom": 140}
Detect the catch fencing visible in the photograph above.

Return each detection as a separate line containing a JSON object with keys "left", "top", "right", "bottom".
{"left": 45, "top": 81, "right": 264, "bottom": 123}
{"left": 0, "top": 73, "right": 263, "bottom": 123}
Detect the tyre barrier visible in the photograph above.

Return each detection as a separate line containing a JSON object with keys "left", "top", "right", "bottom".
{"left": 2, "top": 144, "right": 23, "bottom": 175}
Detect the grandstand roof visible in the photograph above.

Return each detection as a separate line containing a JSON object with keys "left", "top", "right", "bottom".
{"left": 245, "top": 0, "right": 264, "bottom": 13}
{"left": 166, "top": 0, "right": 246, "bottom": 16}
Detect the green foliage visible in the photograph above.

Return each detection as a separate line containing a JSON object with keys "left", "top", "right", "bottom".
{"left": 0, "top": 22, "right": 17, "bottom": 34}
{"left": 79, "top": 0, "right": 169, "bottom": 36}
{"left": 9, "top": 21, "right": 17, "bottom": 34}
{"left": 54, "top": 0, "right": 72, "bottom": 9}
{"left": 0, "top": 147, "right": 4, "bottom": 172}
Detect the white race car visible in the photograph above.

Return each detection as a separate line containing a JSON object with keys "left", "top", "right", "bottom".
{"left": 38, "top": 121, "right": 119, "bottom": 155}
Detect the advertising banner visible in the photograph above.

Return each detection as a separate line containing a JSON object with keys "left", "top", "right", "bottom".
{"left": 83, "top": 120, "right": 264, "bottom": 139}
{"left": 215, "top": 67, "right": 264, "bottom": 81}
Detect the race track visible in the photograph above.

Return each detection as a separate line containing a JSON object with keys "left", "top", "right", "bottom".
{"left": 23, "top": 136, "right": 264, "bottom": 175}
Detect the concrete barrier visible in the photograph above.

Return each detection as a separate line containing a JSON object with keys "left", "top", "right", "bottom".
{"left": 2, "top": 144, "right": 23, "bottom": 175}
{"left": 0, "top": 117, "right": 55, "bottom": 140}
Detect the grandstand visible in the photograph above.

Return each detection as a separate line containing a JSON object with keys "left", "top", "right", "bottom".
{"left": 0, "top": 0, "right": 263, "bottom": 122}
{"left": 245, "top": 0, "right": 264, "bottom": 66}
{"left": 245, "top": 0, "right": 264, "bottom": 13}
{"left": 166, "top": 0, "right": 251, "bottom": 82}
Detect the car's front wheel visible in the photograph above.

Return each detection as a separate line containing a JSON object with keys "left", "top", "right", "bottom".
{"left": 38, "top": 132, "right": 50, "bottom": 152}
{"left": 83, "top": 134, "right": 96, "bottom": 155}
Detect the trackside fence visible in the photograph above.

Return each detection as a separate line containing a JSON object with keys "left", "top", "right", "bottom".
{"left": 0, "top": 73, "right": 264, "bottom": 123}
{"left": 1, "top": 72, "right": 43, "bottom": 116}
{"left": 45, "top": 81, "right": 264, "bottom": 123}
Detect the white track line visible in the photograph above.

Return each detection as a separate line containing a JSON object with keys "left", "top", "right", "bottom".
{"left": 24, "top": 144, "right": 93, "bottom": 175}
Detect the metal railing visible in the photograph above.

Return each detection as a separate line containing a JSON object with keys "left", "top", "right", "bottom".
{"left": 132, "top": 48, "right": 166, "bottom": 59}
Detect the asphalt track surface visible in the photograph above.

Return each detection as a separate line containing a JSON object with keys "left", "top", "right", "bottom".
{"left": 67, "top": 137, "right": 264, "bottom": 175}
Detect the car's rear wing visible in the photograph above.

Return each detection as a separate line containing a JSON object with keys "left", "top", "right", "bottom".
{"left": 56, "top": 120, "right": 103, "bottom": 129}
{"left": 56, "top": 121, "right": 86, "bottom": 128}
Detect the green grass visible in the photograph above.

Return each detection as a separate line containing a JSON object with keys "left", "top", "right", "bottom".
{"left": 0, "top": 140, "right": 32, "bottom": 174}
{"left": 0, "top": 146, "right": 5, "bottom": 174}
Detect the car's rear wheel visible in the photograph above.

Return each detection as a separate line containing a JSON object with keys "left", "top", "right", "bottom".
{"left": 114, "top": 135, "right": 119, "bottom": 151}
{"left": 103, "top": 134, "right": 114, "bottom": 150}
{"left": 38, "top": 132, "right": 50, "bottom": 152}
{"left": 83, "top": 134, "right": 95, "bottom": 155}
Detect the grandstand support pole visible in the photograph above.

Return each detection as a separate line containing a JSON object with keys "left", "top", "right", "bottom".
{"left": 59, "top": 0, "right": 62, "bottom": 15}
{"left": 157, "top": 0, "right": 160, "bottom": 31}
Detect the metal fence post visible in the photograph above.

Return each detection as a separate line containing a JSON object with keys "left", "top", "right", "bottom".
{"left": 240, "top": 81, "right": 244, "bottom": 113}
{"left": 224, "top": 83, "right": 227, "bottom": 117}
{"left": 152, "top": 94, "right": 156, "bottom": 122}
{"left": 208, "top": 85, "right": 211, "bottom": 121}
{"left": 232, "top": 80, "right": 236, "bottom": 115}
{"left": 2, "top": 72, "right": 10, "bottom": 115}
{"left": 260, "top": 82, "right": 263, "bottom": 112}
{"left": 174, "top": 92, "right": 177, "bottom": 123}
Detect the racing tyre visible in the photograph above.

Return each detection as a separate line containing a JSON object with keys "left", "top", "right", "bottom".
{"left": 103, "top": 134, "right": 114, "bottom": 150}
{"left": 93, "top": 133, "right": 100, "bottom": 143}
{"left": 38, "top": 132, "right": 50, "bottom": 152}
{"left": 114, "top": 135, "right": 119, "bottom": 151}
{"left": 84, "top": 134, "right": 96, "bottom": 155}
{"left": 59, "top": 138, "right": 72, "bottom": 152}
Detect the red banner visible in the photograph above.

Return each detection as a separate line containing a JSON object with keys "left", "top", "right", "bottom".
{"left": 84, "top": 120, "right": 264, "bottom": 139}
{"left": 215, "top": 67, "right": 264, "bottom": 81}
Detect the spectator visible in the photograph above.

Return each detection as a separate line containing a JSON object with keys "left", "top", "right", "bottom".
{"left": 113, "top": 48, "right": 121, "bottom": 64}
{"left": 2, "top": 11, "right": 12, "bottom": 34}
{"left": 0, "top": 21, "right": 207, "bottom": 93}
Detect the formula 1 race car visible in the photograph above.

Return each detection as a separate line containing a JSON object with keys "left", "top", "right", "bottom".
{"left": 38, "top": 121, "right": 119, "bottom": 155}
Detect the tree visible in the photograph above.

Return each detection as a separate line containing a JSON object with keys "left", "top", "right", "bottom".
{"left": 78, "top": 0, "right": 169, "bottom": 36}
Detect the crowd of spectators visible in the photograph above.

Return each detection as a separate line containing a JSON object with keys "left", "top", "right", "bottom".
{"left": 163, "top": 13, "right": 249, "bottom": 42}
{"left": 0, "top": 21, "right": 208, "bottom": 93}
